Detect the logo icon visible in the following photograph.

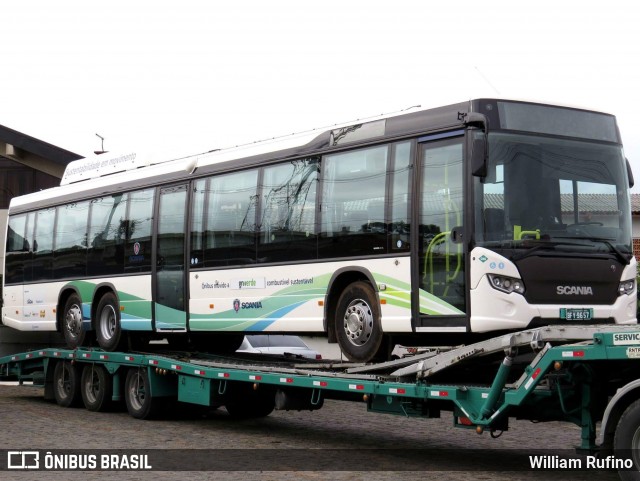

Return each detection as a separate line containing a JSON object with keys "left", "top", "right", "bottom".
{"left": 133, "top": 242, "right": 141, "bottom": 255}
{"left": 8, "top": 451, "right": 40, "bottom": 469}
{"left": 233, "top": 299, "right": 240, "bottom": 312}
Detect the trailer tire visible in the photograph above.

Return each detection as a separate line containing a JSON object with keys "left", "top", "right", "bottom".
{"left": 81, "top": 364, "right": 113, "bottom": 412}
{"left": 95, "top": 292, "right": 123, "bottom": 352}
{"left": 53, "top": 361, "right": 82, "bottom": 408}
{"left": 125, "top": 368, "right": 161, "bottom": 420}
{"left": 614, "top": 399, "right": 640, "bottom": 480}
{"left": 335, "top": 281, "right": 384, "bottom": 362}
{"left": 62, "top": 294, "right": 87, "bottom": 349}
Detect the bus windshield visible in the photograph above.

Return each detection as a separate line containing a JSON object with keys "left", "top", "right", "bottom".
{"left": 474, "top": 132, "right": 633, "bottom": 259}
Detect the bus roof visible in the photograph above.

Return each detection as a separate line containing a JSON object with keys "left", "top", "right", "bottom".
{"left": 9, "top": 98, "right": 618, "bottom": 214}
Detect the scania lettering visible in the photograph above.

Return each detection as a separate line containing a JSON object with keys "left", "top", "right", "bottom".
{"left": 241, "top": 302, "right": 263, "bottom": 309}
{"left": 557, "top": 286, "right": 594, "bottom": 296}
{"left": 1, "top": 99, "right": 636, "bottom": 362}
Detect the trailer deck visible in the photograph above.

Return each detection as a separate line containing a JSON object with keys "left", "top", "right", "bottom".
{"left": 3, "top": 325, "right": 640, "bottom": 478}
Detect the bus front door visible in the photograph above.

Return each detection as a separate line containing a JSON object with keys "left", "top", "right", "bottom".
{"left": 416, "top": 134, "right": 467, "bottom": 330}
{"left": 153, "top": 184, "right": 188, "bottom": 331}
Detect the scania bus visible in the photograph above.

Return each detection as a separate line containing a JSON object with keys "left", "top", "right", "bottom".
{"left": 2, "top": 99, "right": 636, "bottom": 362}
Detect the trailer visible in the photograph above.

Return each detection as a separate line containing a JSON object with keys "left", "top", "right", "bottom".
{"left": 3, "top": 325, "right": 640, "bottom": 478}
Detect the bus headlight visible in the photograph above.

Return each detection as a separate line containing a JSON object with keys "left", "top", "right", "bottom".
{"left": 487, "top": 274, "right": 525, "bottom": 295}
{"left": 618, "top": 279, "right": 636, "bottom": 296}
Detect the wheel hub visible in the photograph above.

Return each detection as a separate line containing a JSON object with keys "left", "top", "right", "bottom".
{"left": 99, "top": 305, "right": 117, "bottom": 341}
{"left": 65, "top": 305, "right": 82, "bottom": 339}
{"left": 343, "top": 299, "right": 373, "bottom": 347}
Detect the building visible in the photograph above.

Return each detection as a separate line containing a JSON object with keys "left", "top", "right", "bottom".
{"left": 0, "top": 123, "right": 83, "bottom": 250}
{"left": 1, "top": 124, "right": 82, "bottom": 353}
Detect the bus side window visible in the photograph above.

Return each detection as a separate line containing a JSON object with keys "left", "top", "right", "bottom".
{"left": 5, "top": 214, "right": 29, "bottom": 284}
{"left": 319, "top": 145, "right": 388, "bottom": 257}
{"left": 125, "top": 189, "right": 154, "bottom": 273}
{"left": 32, "top": 208, "right": 55, "bottom": 281}
{"left": 54, "top": 201, "right": 90, "bottom": 279}
{"left": 190, "top": 179, "right": 206, "bottom": 267}
{"left": 204, "top": 170, "right": 258, "bottom": 267}
{"left": 389, "top": 142, "right": 411, "bottom": 251}
{"left": 259, "top": 158, "right": 318, "bottom": 263}
{"left": 88, "top": 194, "right": 128, "bottom": 276}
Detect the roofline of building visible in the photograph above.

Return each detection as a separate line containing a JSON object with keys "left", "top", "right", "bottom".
{"left": 0, "top": 124, "right": 83, "bottom": 165}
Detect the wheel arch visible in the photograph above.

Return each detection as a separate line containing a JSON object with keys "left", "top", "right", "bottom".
{"left": 323, "top": 267, "right": 379, "bottom": 343}
{"left": 90, "top": 283, "right": 119, "bottom": 330}
{"left": 599, "top": 379, "right": 640, "bottom": 450}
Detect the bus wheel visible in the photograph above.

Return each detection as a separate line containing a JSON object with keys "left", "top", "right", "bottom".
{"left": 125, "top": 368, "right": 161, "bottom": 419}
{"left": 335, "top": 281, "right": 383, "bottom": 362}
{"left": 81, "top": 364, "right": 113, "bottom": 412}
{"left": 95, "top": 292, "right": 123, "bottom": 352}
{"left": 53, "top": 361, "right": 81, "bottom": 407}
{"left": 614, "top": 398, "right": 640, "bottom": 479}
{"left": 62, "top": 294, "right": 86, "bottom": 349}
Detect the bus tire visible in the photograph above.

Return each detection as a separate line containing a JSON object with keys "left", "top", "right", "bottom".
{"left": 614, "top": 398, "right": 640, "bottom": 480}
{"left": 62, "top": 294, "right": 87, "bottom": 349}
{"left": 125, "top": 368, "right": 161, "bottom": 420}
{"left": 95, "top": 292, "right": 123, "bottom": 352}
{"left": 53, "top": 361, "right": 82, "bottom": 408}
{"left": 335, "top": 281, "right": 384, "bottom": 362}
{"left": 81, "top": 364, "right": 113, "bottom": 412}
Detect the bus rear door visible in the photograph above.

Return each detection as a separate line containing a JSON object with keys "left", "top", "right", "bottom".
{"left": 153, "top": 184, "right": 188, "bottom": 331}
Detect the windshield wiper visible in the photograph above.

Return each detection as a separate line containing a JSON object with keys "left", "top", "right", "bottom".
{"left": 602, "top": 240, "right": 632, "bottom": 265}
{"left": 553, "top": 236, "right": 632, "bottom": 265}
{"left": 510, "top": 241, "right": 591, "bottom": 262}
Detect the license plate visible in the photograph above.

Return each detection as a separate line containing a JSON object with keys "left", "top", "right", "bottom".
{"left": 560, "top": 308, "right": 593, "bottom": 321}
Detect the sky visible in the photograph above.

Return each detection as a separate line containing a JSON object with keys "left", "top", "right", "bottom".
{"left": 1, "top": 1, "right": 639, "bottom": 188}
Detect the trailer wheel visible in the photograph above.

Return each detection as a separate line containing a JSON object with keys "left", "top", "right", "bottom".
{"left": 614, "top": 399, "right": 640, "bottom": 480}
{"left": 335, "top": 281, "right": 383, "bottom": 362}
{"left": 125, "top": 368, "right": 160, "bottom": 419}
{"left": 53, "top": 361, "right": 81, "bottom": 408}
{"left": 225, "top": 384, "right": 275, "bottom": 419}
{"left": 62, "top": 294, "right": 87, "bottom": 349}
{"left": 81, "top": 364, "right": 113, "bottom": 412}
{"left": 96, "top": 292, "right": 123, "bottom": 352}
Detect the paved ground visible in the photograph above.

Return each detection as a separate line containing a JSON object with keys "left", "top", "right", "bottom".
{"left": 0, "top": 382, "right": 624, "bottom": 481}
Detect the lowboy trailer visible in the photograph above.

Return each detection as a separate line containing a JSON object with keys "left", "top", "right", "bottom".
{"left": 3, "top": 325, "right": 640, "bottom": 478}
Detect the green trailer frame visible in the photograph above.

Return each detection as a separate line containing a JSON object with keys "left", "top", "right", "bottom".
{"left": 3, "top": 325, "right": 640, "bottom": 476}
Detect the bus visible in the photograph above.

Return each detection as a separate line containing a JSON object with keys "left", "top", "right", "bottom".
{"left": 2, "top": 99, "right": 637, "bottom": 362}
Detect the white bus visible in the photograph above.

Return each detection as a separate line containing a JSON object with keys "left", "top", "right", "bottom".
{"left": 2, "top": 99, "right": 637, "bottom": 361}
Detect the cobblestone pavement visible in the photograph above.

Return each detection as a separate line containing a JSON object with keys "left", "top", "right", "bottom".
{"left": 0, "top": 384, "right": 622, "bottom": 481}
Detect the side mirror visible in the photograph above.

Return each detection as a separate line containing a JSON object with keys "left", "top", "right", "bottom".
{"left": 470, "top": 135, "right": 487, "bottom": 177}
{"left": 464, "top": 112, "right": 488, "bottom": 178}
{"left": 626, "top": 158, "right": 635, "bottom": 188}
{"left": 465, "top": 112, "right": 488, "bottom": 130}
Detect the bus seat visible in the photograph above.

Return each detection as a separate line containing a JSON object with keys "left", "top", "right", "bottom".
{"left": 484, "top": 208, "right": 505, "bottom": 240}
